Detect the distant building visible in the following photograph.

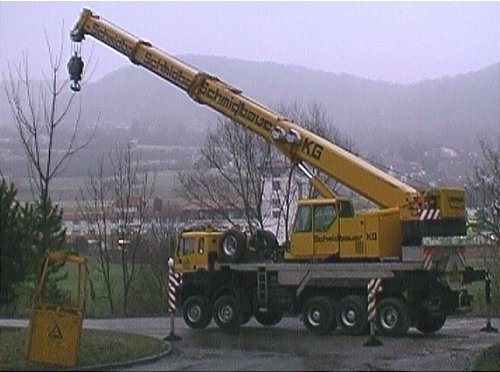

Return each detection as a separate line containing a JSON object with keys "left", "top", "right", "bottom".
{"left": 260, "top": 161, "right": 307, "bottom": 244}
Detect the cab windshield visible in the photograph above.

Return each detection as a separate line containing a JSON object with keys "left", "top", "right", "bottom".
{"left": 177, "top": 237, "right": 197, "bottom": 256}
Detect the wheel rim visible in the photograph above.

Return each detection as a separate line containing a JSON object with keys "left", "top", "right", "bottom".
{"left": 341, "top": 307, "right": 358, "bottom": 327}
{"left": 218, "top": 304, "right": 234, "bottom": 323}
{"left": 307, "top": 307, "right": 322, "bottom": 327}
{"left": 379, "top": 306, "right": 398, "bottom": 330}
{"left": 222, "top": 236, "right": 237, "bottom": 256}
{"left": 187, "top": 304, "right": 202, "bottom": 323}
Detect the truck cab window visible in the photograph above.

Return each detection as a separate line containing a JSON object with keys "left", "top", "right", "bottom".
{"left": 178, "top": 237, "right": 196, "bottom": 256}
{"left": 314, "top": 204, "right": 337, "bottom": 232}
{"left": 338, "top": 200, "right": 354, "bottom": 218}
{"left": 198, "top": 238, "right": 205, "bottom": 254}
{"left": 294, "top": 205, "right": 312, "bottom": 233}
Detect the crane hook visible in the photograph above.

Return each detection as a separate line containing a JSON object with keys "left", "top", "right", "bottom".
{"left": 68, "top": 52, "right": 84, "bottom": 92}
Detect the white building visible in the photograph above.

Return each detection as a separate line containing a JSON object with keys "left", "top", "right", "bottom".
{"left": 260, "top": 163, "right": 308, "bottom": 244}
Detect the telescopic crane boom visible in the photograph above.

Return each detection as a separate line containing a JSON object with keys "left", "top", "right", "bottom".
{"left": 69, "top": 8, "right": 466, "bottom": 246}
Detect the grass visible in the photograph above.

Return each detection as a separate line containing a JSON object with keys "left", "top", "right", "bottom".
{"left": 0, "top": 326, "right": 168, "bottom": 370}
{"left": 450, "top": 278, "right": 499, "bottom": 318}
{"left": 74, "top": 261, "right": 127, "bottom": 317}
{"left": 465, "top": 281, "right": 488, "bottom": 315}
{"left": 471, "top": 342, "right": 500, "bottom": 371}
{"left": 1, "top": 260, "right": 166, "bottom": 319}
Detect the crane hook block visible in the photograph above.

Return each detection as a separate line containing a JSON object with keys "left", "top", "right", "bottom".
{"left": 67, "top": 54, "right": 84, "bottom": 92}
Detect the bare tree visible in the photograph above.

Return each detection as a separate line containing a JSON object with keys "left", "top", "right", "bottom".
{"left": 466, "top": 138, "right": 500, "bottom": 313}
{"left": 77, "top": 157, "right": 116, "bottom": 312}
{"left": 2, "top": 26, "right": 96, "bottom": 302}
{"left": 178, "top": 117, "right": 272, "bottom": 233}
{"left": 149, "top": 199, "right": 183, "bottom": 259}
{"left": 177, "top": 101, "right": 356, "bottom": 243}
{"left": 3, "top": 27, "right": 95, "bottom": 257}
{"left": 111, "top": 143, "right": 156, "bottom": 313}
{"left": 78, "top": 143, "right": 156, "bottom": 314}
{"left": 131, "top": 199, "right": 184, "bottom": 314}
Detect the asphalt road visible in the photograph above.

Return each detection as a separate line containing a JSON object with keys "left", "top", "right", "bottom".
{"left": 116, "top": 316, "right": 500, "bottom": 371}
{"left": 3, "top": 316, "right": 498, "bottom": 371}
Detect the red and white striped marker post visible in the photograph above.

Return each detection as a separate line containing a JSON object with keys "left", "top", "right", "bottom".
{"left": 164, "top": 258, "right": 182, "bottom": 341}
{"left": 364, "top": 278, "right": 383, "bottom": 347}
{"left": 423, "top": 247, "right": 434, "bottom": 271}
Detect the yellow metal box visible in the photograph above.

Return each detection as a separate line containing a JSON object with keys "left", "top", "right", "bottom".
{"left": 25, "top": 251, "right": 87, "bottom": 368}
{"left": 25, "top": 306, "right": 83, "bottom": 367}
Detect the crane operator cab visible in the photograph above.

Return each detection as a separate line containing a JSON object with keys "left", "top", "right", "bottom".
{"left": 286, "top": 198, "right": 401, "bottom": 261}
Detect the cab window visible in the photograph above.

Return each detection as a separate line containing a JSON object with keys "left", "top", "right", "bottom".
{"left": 177, "top": 237, "right": 197, "bottom": 256}
{"left": 338, "top": 200, "right": 354, "bottom": 218}
{"left": 314, "top": 204, "right": 337, "bottom": 232}
{"left": 294, "top": 205, "right": 312, "bottom": 233}
{"left": 198, "top": 238, "right": 205, "bottom": 254}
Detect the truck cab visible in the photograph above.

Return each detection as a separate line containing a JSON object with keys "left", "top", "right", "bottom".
{"left": 175, "top": 228, "right": 222, "bottom": 272}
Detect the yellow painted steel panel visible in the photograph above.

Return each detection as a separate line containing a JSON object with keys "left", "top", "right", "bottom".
{"left": 25, "top": 307, "right": 83, "bottom": 367}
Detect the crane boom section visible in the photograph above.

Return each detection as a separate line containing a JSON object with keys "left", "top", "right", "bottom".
{"left": 71, "top": 9, "right": 422, "bottom": 216}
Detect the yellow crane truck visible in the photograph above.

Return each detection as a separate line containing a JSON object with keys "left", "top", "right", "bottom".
{"left": 69, "top": 8, "right": 485, "bottom": 336}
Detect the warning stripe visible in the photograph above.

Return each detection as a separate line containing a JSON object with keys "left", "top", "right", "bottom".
{"left": 367, "top": 278, "right": 382, "bottom": 322}
{"left": 419, "top": 209, "right": 440, "bottom": 221}
{"left": 423, "top": 247, "right": 434, "bottom": 271}
{"left": 168, "top": 271, "right": 183, "bottom": 313}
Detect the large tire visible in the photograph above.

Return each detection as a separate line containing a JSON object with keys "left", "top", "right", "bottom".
{"left": 254, "top": 310, "right": 283, "bottom": 326}
{"left": 182, "top": 295, "right": 212, "bottom": 329}
{"left": 415, "top": 311, "right": 446, "bottom": 334}
{"left": 218, "top": 229, "right": 247, "bottom": 263}
{"left": 376, "top": 297, "right": 411, "bottom": 337}
{"left": 336, "top": 295, "right": 368, "bottom": 336}
{"left": 213, "top": 295, "right": 241, "bottom": 332}
{"left": 302, "top": 296, "right": 336, "bottom": 335}
{"left": 239, "top": 292, "right": 253, "bottom": 325}
{"left": 249, "top": 230, "right": 279, "bottom": 261}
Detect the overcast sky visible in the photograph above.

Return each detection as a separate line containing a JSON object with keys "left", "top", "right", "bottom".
{"left": 1, "top": 1, "right": 499, "bottom": 84}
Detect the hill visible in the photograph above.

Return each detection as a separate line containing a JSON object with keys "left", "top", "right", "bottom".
{"left": 1, "top": 55, "right": 499, "bottom": 154}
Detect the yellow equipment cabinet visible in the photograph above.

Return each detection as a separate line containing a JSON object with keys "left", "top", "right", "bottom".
{"left": 25, "top": 251, "right": 88, "bottom": 368}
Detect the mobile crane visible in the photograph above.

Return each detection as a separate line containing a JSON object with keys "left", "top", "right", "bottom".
{"left": 69, "top": 8, "right": 484, "bottom": 336}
